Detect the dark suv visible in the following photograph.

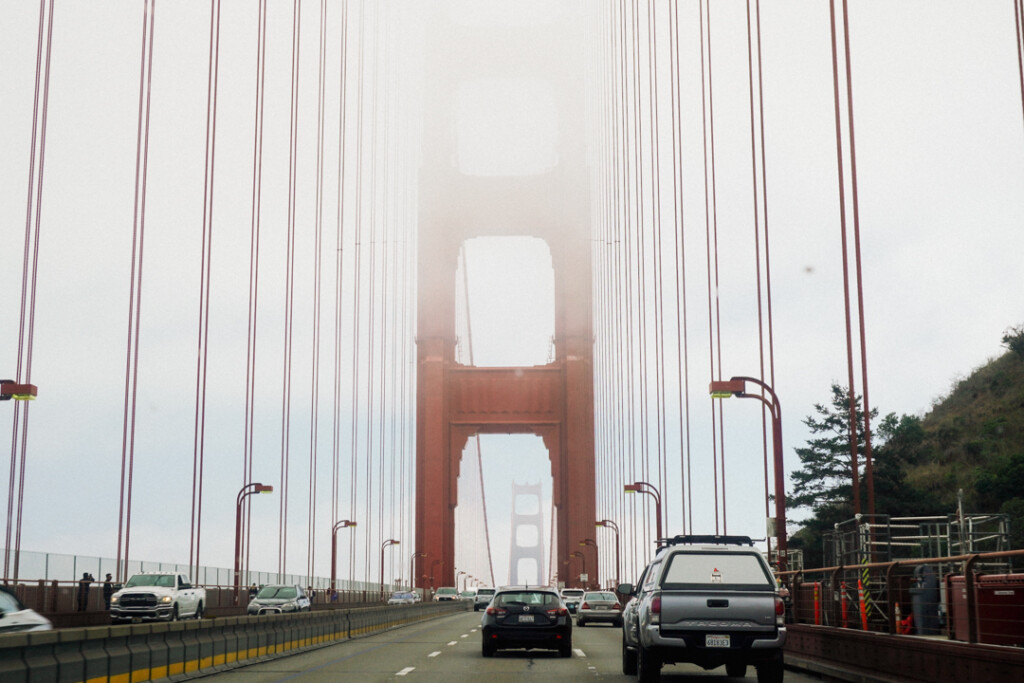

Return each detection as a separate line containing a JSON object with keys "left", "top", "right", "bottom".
{"left": 620, "top": 535, "right": 786, "bottom": 682}
{"left": 480, "top": 586, "right": 573, "bottom": 657}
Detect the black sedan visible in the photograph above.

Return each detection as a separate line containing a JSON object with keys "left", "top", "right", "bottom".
{"left": 480, "top": 586, "right": 572, "bottom": 657}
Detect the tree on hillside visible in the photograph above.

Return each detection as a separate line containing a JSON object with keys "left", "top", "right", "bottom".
{"left": 788, "top": 384, "right": 876, "bottom": 514}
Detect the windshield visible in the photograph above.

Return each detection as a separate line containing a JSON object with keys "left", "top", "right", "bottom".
{"left": 495, "top": 591, "right": 560, "bottom": 607}
{"left": 661, "top": 552, "right": 773, "bottom": 590}
{"left": 477, "top": 589, "right": 494, "bottom": 597}
{"left": 436, "top": 587, "right": 457, "bottom": 595}
{"left": 125, "top": 574, "right": 176, "bottom": 588}
{"left": 257, "top": 586, "right": 298, "bottom": 599}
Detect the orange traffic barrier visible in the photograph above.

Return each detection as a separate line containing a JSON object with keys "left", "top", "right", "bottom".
{"left": 813, "top": 582, "right": 821, "bottom": 625}
{"left": 857, "top": 578, "right": 868, "bottom": 630}
{"left": 840, "top": 582, "right": 849, "bottom": 628}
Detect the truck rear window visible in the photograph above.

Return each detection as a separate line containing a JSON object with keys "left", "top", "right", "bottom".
{"left": 660, "top": 552, "right": 773, "bottom": 591}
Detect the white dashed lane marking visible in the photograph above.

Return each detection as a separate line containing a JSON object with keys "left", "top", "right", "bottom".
{"left": 428, "top": 651, "right": 441, "bottom": 657}
{"left": 396, "top": 667, "right": 415, "bottom": 676}
{"left": 447, "top": 641, "right": 457, "bottom": 646}
{"left": 574, "top": 648, "right": 586, "bottom": 657}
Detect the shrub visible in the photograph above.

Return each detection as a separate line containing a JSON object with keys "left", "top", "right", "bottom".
{"left": 1002, "top": 324, "right": 1024, "bottom": 360}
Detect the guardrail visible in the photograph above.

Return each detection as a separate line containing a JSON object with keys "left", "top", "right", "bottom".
{"left": 0, "top": 601, "right": 468, "bottom": 682}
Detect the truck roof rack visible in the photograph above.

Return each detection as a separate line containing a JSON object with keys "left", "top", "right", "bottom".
{"left": 660, "top": 534, "right": 754, "bottom": 547}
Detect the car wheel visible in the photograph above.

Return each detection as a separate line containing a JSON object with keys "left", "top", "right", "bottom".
{"left": 614, "top": 618, "right": 623, "bottom": 628}
{"left": 756, "top": 652, "right": 784, "bottom": 683}
{"left": 622, "top": 640, "right": 638, "bottom": 675}
{"left": 577, "top": 618, "right": 585, "bottom": 627}
{"left": 482, "top": 641, "right": 495, "bottom": 658}
{"left": 726, "top": 661, "right": 746, "bottom": 678}
{"left": 559, "top": 639, "right": 572, "bottom": 658}
{"left": 637, "top": 644, "right": 661, "bottom": 683}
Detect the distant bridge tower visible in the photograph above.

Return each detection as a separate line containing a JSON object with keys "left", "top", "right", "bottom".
{"left": 507, "top": 483, "right": 546, "bottom": 585}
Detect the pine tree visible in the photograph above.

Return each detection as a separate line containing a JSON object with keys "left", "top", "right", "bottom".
{"left": 788, "top": 384, "right": 875, "bottom": 513}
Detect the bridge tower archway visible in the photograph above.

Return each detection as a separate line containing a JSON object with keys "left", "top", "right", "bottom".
{"left": 414, "top": 6, "right": 595, "bottom": 591}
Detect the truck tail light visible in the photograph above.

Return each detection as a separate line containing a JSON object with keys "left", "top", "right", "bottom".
{"left": 651, "top": 595, "right": 661, "bottom": 625}
{"left": 775, "top": 596, "right": 785, "bottom": 625}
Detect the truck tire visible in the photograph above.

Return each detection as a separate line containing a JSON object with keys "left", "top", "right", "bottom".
{"left": 195, "top": 601, "right": 204, "bottom": 620}
{"left": 621, "top": 641, "right": 637, "bottom": 675}
{"left": 637, "top": 644, "right": 661, "bottom": 683}
{"left": 756, "top": 652, "right": 784, "bottom": 683}
{"left": 170, "top": 604, "right": 179, "bottom": 622}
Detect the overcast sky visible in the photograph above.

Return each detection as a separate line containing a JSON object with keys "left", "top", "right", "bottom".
{"left": 2, "top": 1, "right": 1023, "bottom": 588}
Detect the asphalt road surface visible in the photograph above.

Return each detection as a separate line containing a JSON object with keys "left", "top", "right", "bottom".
{"left": 198, "top": 611, "right": 823, "bottom": 682}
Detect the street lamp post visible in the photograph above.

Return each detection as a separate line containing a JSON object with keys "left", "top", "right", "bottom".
{"left": 570, "top": 551, "right": 586, "bottom": 586}
{"left": 456, "top": 570, "right": 466, "bottom": 592}
{"left": 234, "top": 483, "right": 273, "bottom": 602}
{"left": 596, "top": 519, "right": 620, "bottom": 589}
{"left": 624, "top": 481, "right": 662, "bottom": 543}
{"left": 410, "top": 551, "right": 426, "bottom": 591}
{"left": 709, "top": 376, "right": 788, "bottom": 572}
{"left": 380, "top": 539, "right": 400, "bottom": 600}
{"left": 579, "top": 538, "right": 598, "bottom": 589}
{"left": 429, "top": 558, "right": 443, "bottom": 596}
{"left": 331, "top": 520, "right": 357, "bottom": 595}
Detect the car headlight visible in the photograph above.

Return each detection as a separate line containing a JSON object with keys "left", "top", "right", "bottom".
{"left": 111, "top": 595, "right": 120, "bottom": 604}
{"left": 159, "top": 596, "right": 173, "bottom": 604}
{"left": 282, "top": 601, "right": 298, "bottom": 611}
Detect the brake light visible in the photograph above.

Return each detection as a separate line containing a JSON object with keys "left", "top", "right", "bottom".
{"left": 486, "top": 606, "right": 507, "bottom": 616}
{"left": 613, "top": 603, "right": 621, "bottom": 610}
{"left": 547, "top": 607, "right": 569, "bottom": 617}
{"left": 581, "top": 602, "right": 590, "bottom": 610}
{"left": 651, "top": 595, "right": 661, "bottom": 625}
{"left": 775, "top": 597, "right": 785, "bottom": 615}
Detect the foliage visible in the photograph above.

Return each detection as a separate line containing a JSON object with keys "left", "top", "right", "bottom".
{"left": 1002, "top": 324, "right": 1024, "bottom": 360}
{"left": 788, "top": 384, "right": 876, "bottom": 513}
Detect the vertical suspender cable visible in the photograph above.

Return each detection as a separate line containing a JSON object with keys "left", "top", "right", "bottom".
{"left": 828, "top": 0, "right": 861, "bottom": 515}
{"left": 698, "top": 0, "right": 724, "bottom": 533}
{"left": 350, "top": 0, "right": 366, "bottom": 584}
{"left": 668, "top": 0, "right": 693, "bottom": 535}
{"left": 647, "top": 0, "right": 668, "bottom": 536}
{"left": 332, "top": 0, "right": 351, "bottom": 588}
{"left": 279, "top": 0, "right": 303, "bottom": 577}
{"left": 8, "top": 0, "right": 56, "bottom": 582}
{"left": 242, "top": 0, "right": 269, "bottom": 584}
{"left": 307, "top": 0, "right": 329, "bottom": 588}
{"left": 189, "top": 0, "right": 221, "bottom": 579}
{"left": 1016, "top": 0, "right": 1024, "bottom": 129}
{"left": 115, "top": 0, "right": 153, "bottom": 583}
{"left": 840, "top": 0, "right": 876, "bottom": 517}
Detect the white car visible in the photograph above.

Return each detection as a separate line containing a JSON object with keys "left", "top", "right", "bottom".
{"left": 387, "top": 591, "right": 417, "bottom": 605}
{"left": 0, "top": 586, "right": 52, "bottom": 632}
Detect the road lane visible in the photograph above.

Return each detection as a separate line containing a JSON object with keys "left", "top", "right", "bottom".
{"left": 199, "top": 610, "right": 823, "bottom": 681}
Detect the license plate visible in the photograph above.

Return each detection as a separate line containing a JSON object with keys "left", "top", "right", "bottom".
{"left": 705, "top": 634, "right": 730, "bottom": 648}
{"left": 518, "top": 614, "right": 534, "bottom": 623}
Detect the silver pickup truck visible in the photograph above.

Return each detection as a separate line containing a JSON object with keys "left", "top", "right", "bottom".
{"left": 619, "top": 535, "right": 785, "bottom": 683}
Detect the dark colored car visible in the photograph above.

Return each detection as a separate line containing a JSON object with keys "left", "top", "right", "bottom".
{"left": 481, "top": 586, "right": 573, "bottom": 657}
{"left": 576, "top": 590, "right": 622, "bottom": 627}
{"left": 247, "top": 584, "right": 311, "bottom": 615}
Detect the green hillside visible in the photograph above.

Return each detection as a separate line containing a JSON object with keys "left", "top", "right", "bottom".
{"left": 913, "top": 350, "right": 1024, "bottom": 514}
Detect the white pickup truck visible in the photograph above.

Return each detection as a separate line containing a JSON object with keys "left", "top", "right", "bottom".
{"left": 109, "top": 571, "right": 206, "bottom": 623}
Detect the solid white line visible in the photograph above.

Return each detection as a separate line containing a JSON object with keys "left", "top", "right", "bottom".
{"left": 396, "top": 667, "right": 415, "bottom": 676}
{"left": 574, "top": 648, "right": 586, "bottom": 657}
{"left": 428, "top": 651, "right": 441, "bottom": 658}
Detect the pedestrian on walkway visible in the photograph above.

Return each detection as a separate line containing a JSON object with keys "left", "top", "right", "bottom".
{"left": 103, "top": 574, "right": 114, "bottom": 610}
{"left": 77, "top": 572, "right": 94, "bottom": 611}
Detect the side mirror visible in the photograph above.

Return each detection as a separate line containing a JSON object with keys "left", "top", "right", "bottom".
{"left": 616, "top": 583, "right": 634, "bottom": 595}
